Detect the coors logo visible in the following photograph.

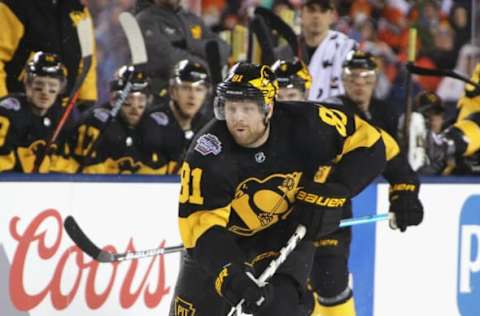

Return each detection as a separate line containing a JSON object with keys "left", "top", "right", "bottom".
{"left": 8, "top": 209, "right": 170, "bottom": 311}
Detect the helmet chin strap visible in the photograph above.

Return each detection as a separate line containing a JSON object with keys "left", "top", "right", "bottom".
{"left": 171, "top": 99, "right": 191, "bottom": 120}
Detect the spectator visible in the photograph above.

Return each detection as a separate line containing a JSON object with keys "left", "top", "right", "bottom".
{"left": 0, "top": 52, "right": 73, "bottom": 173}
{"left": 0, "top": 0, "right": 97, "bottom": 111}
{"left": 276, "top": 0, "right": 357, "bottom": 101}
{"left": 135, "top": 0, "right": 230, "bottom": 103}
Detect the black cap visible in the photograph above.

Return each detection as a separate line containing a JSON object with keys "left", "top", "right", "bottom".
{"left": 302, "top": 0, "right": 334, "bottom": 9}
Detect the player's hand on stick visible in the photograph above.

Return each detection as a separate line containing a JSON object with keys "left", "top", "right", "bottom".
{"left": 388, "top": 184, "right": 424, "bottom": 232}
{"left": 215, "top": 262, "right": 274, "bottom": 314}
{"left": 294, "top": 182, "right": 349, "bottom": 240}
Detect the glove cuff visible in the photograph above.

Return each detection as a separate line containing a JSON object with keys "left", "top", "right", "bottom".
{"left": 214, "top": 262, "right": 252, "bottom": 298}
{"left": 389, "top": 183, "right": 419, "bottom": 201}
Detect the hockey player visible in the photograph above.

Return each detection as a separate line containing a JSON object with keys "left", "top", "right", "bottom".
{"left": 429, "top": 63, "right": 480, "bottom": 175}
{"left": 67, "top": 65, "right": 172, "bottom": 174}
{"left": 0, "top": 52, "right": 73, "bottom": 173}
{"left": 147, "top": 59, "right": 211, "bottom": 173}
{"left": 271, "top": 58, "right": 312, "bottom": 101}
{"left": 304, "top": 50, "right": 423, "bottom": 316}
{"left": 169, "top": 62, "right": 390, "bottom": 315}
{"left": 276, "top": 0, "right": 356, "bottom": 101}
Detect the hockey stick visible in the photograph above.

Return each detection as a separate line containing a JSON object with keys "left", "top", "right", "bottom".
{"left": 407, "top": 63, "right": 480, "bottom": 88}
{"left": 78, "top": 12, "right": 147, "bottom": 171}
{"left": 206, "top": 40, "right": 223, "bottom": 86}
{"left": 249, "top": 14, "right": 276, "bottom": 65}
{"left": 63, "top": 215, "right": 184, "bottom": 262}
{"left": 254, "top": 7, "right": 299, "bottom": 58}
{"left": 64, "top": 212, "right": 390, "bottom": 263}
{"left": 33, "top": 17, "right": 94, "bottom": 172}
{"left": 401, "top": 28, "right": 417, "bottom": 152}
{"left": 228, "top": 224, "right": 307, "bottom": 316}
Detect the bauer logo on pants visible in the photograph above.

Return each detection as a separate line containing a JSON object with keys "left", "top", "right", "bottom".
{"left": 457, "top": 195, "right": 480, "bottom": 316}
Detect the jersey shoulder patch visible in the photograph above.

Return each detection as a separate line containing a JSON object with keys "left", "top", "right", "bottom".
{"left": 0, "top": 97, "right": 21, "bottom": 111}
{"left": 194, "top": 133, "right": 222, "bottom": 156}
{"left": 149, "top": 111, "right": 169, "bottom": 126}
{"left": 92, "top": 108, "right": 110, "bottom": 123}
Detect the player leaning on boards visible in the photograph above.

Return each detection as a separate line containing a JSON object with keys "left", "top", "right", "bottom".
{"left": 147, "top": 59, "right": 211, "bottom": 174}
{"left": 0, "top": 52, "right": 73, "bottom": 173}
{"left": 169, "top": 62, "right": 390, "bottom": 315}
{"left": 272, "top": 54, "right": 424, "bottom": 316}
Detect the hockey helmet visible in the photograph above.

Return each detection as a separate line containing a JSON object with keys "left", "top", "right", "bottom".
{"left": 214, "top": 62, "right": 278, "bottom": 120}
{"left": 25, "top": 51, "right": 67, "bottom": 82}
{"left": 414, "top": 91, "right": 444, "bottom": 114}
{"left": 343, "top": 50, "right": 378, "bottom": 71}
{"left": 110, "top": 65, "right": 150, "bottom": 94}
{"left": 271, "top": 58, "right": 312, "bottom": 91}
{"left": 170, "top": 59, "right": 209, "bottom": 86}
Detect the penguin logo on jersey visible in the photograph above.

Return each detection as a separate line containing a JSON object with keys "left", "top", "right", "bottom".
{"left": 229, "top": 172, "right": 302, "bottom": 235}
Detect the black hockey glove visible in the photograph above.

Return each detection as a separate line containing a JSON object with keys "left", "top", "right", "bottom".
{"left": 215, "top": 262, "right": 274, "bottom": 314}
{"left": 389, "top": 184, "right": 424, "bottom": 232}
{"left": 294, "top": 182, "right": 350, "bottom": 240}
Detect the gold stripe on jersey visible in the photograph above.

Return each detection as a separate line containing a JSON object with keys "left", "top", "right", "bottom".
{"left": 337, "top": 116, "right": 381, "bottom": 160}
{"left": 453, "top": 119, "right": 480, "bottom": 156}
{"left": 0, "top": 151, "right": 15, "bottom": 172}
{"left": 0, "top": 3, "right": 25, "bottom": 97}
{"left": 379, "top": 129, "right": 400, "bottom": 161}
{"left": 457, "top": 96, "right": 480, "bottom": 121}
{"left": 179, "top": 204, "right": 231, "bottom": 248}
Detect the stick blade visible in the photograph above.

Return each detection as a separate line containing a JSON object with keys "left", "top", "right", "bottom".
{"left": 76, "top": 17, "right": 94, "bottom": 58}
{"left": 119, "top": 12, "right": 147, "bottom": 65}
{"left": 64, "top": 216, "right": 114, "bottom": 262}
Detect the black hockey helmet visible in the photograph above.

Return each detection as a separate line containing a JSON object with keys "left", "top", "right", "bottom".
{"left": 343, "top": 50, "right": 378, "bottom": 71}
{"left": 414, "top": 91, "right": 444, "bottom": 114}
{"left": 170, "top": 59, "right": 209, "bottom": 86}
{"left": 110, "top": 65, "right": 150, "bottom": 94}
{"left": 25, "top": 51, "right": 67, "bottom": 82}
{"left": 214, "top": 62, "right": 278, "bottom": 120}
{"left": 271, "top": 58, "right": 312, "bottom": 91}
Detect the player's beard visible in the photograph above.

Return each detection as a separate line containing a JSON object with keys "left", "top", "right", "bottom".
{"left": 229, "top": 121, "right": 270, "bottom": 148}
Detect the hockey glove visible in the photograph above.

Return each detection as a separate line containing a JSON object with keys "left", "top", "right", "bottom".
{"left": 389, "top": 184, "right": 424, "bottom": 232}
{"left": 215, "top": 262, "right": 274, "bottom": 314}
{"left": 294, "top": 182, "right": 350, "bottom": 240}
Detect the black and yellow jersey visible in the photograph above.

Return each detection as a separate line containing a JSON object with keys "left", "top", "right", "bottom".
{"left": 0, "top": 94, "right": 73, "bottom": 173}
{"left": 178, "top": 100, "right": 387, "bottom": 274}
{"left": 144, "top": 102, "right": 211, "bottom": 174}
{"left": 335, "top": 95, "right": 420, "bottom": 195}
{"left": 0, "top": 0, "right": 96, "bottom": 101}
{"left": 66, "top": 103, "right": 174, "bottom": 174}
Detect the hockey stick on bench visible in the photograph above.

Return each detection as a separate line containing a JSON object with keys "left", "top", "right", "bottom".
{"left": 64, "top": 213, "right": 390, "bottom": 263}
{"left": 78, "top": 12, "right": 148, "bottom": 171}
